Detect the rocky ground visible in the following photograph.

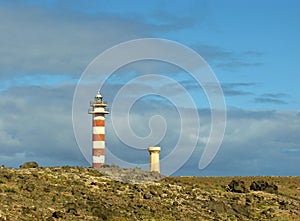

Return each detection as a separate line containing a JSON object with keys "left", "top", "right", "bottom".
{"left": 0, "top": 162, "right": 299, "bottom": 220}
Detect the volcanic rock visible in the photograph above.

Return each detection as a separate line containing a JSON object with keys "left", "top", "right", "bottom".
{"left": 228, "top": 179, "right": 247, "bottom": 193}
{"left": 20, "top": 161, "right": 39, "bottom": 169}
{"left": 250, "top": 180, "right": 278, "bottom": 193}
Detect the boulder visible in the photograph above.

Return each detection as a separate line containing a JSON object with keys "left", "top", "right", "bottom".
{"left": 228, "top": 179, "right": 247, "bottom": 193}
{"left": 250, "top": 180, "right": 278, "bottom": 193}
{"left": 20, "top": 162, "right": 39, "bottom": 169}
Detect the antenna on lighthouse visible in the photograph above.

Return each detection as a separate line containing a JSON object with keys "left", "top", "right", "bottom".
{"left": 88, "top": 90, "right": 109, "bottom": 168}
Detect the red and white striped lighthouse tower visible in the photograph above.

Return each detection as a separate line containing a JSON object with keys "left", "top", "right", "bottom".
{"left": 88, "top": 91, "right": 109, "bottom": 168}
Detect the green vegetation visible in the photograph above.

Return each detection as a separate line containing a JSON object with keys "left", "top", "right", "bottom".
{"left": 4, "top": 188, "right": 16, "bottom": 193}
{"left": 216, "top": 185, "right": 226, "bottom": 192}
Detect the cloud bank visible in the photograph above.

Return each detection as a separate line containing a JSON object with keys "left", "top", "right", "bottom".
{"left": 0, "top": 83, "right": 299, "bottom": 175}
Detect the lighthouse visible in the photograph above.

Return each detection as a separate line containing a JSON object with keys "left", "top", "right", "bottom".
{"left": 88, "top": 91, "right": 109, "bottom": 168}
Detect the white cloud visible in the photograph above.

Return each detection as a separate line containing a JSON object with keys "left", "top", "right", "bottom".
{"left": 0, "top": 2, "right": 149, "bottom": 78}
{"left": 0, "top": 1, "right": 201, "bottom": 80}
{"left": 0, "top": 128, "right": 21, "bottom": 147}
{"left": 0, "top": 84, "right": 87, "bottom": 167}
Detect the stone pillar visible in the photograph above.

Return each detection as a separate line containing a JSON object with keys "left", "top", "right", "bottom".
{"left": 148, "top": 146, "right": 161, "bottom": 173}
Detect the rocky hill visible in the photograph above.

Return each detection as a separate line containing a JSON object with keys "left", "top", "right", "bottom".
{"left": 0, "top": 163, "right": 299, "bottom": 220}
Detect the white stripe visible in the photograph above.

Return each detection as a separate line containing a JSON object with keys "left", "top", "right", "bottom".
{"left": 94, "top": 107, "right": 107, "bottom": 113}
{"left": 93, "top": 126, "right": 105, "bottom": 134}
{"left": 94, "top": 115, "right": 105, "bottom": 120}
{"left": 93, "top": 155, "right": 105, "bottom": 163}
{"left": 93, "top": 141, "right": 105, "bottom": 149}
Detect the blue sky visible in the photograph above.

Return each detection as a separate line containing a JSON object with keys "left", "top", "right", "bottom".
{"left": 0, "top": 0, "right": 299, "bottom": 175}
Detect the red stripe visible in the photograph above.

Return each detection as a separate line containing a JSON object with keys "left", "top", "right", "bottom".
{"left": 93, "top": 134, "right": 105, "bottom": 141}
{"left": 93, "top": 120, "right": 105, "bottom": 126}
{"left": 93, "top": 149, "right": 105, "bottom": 156}
{"left": 93, "top": 163, "right": 104, "bottom": 168}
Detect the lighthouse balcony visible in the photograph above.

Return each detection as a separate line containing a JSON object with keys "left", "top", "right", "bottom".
{"left": 90, "top": 101, "right": 107, "bottom": 106}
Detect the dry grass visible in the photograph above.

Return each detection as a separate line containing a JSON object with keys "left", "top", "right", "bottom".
{"left": 164, "top": 176, "right": 300, "bottom": 199}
